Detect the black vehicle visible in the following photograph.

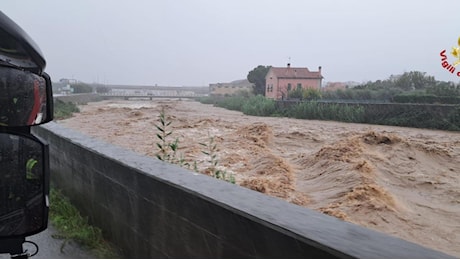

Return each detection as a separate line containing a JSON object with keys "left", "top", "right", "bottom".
{"left": 0, "top": 11, "right": 53, "bottom": 258}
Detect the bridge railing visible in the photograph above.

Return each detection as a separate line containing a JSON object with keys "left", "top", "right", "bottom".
{"left": 100, "top": 90, "right": 205, "bottom": 97}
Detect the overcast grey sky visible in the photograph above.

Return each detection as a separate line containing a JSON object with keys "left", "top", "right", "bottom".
{"left": 2, "top": 0, "right": 460, "bottom": 86}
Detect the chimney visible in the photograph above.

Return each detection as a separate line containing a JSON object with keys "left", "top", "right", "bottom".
{"left": 287, "top": 63, "right": 291, "bottom": 68}
{"left": 318, "top": 66, "right": 322, "bottom": 73}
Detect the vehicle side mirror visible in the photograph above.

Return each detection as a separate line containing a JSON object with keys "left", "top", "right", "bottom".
{"left": 0, "top": 10, "right": 53, "bottom": 258}
{"left": 0, "top": 132, "right": 49, "bottom": 238}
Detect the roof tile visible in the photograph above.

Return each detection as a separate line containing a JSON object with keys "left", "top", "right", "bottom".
{"left": 269, "top": 67, "right": 322, "bottom": 79}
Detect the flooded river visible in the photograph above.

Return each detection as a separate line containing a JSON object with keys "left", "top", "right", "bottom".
{"left": 59, "top": 99, "right": 460, "bottom": 257}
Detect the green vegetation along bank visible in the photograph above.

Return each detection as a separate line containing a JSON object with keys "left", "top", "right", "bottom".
{"left": 50, "top": 188, "right": 120, "bottom": 258}
{"left": 198, "top": 95, "right": 460, "bottom": 131}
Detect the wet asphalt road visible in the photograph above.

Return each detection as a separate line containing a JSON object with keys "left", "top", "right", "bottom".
{"left": 0, "top": 223, "right": 95, "bottom": 259}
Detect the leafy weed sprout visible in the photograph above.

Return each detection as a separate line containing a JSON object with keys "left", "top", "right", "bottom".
{"left": 154, "top": 109, "right": 234, "bottom": 183}
{"left": 154, "top": 108, "right": 188, "bottom": 167}
{"left": 199, "top": 135, "right": 235, "bottom": 184}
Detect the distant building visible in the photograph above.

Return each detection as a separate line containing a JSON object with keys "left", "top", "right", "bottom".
{"left": 323, "top": 81, "right": 361, "bottom": 91}
{"left": 265, "top": 64, "right": 323, "bottom": 100}
{"left": 52, "top": 81, "right": 74, "bottom": 94}
{"left": 209, "top": 79, "right": 254, "bottom": 97}
{"left": 59, "top": 78, "right": 78, "bottom": 84}
{"left": 323, "top": 82, "right": 347, "bottom": 91}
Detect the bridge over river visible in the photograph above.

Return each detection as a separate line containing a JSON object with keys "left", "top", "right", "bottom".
{"left": 99, "top": 90, "right": 207, "bottom": 100}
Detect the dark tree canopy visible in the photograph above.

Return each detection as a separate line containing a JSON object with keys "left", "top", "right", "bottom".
{"left": 353, "top": 71, "right": 438, "bottom": 91}
{"left": 394, "top": 71, "right": 436, "bottom": 90}
{"left": 95, "top": 84, "right": 111, "bottom": 93}
{"left": 72, "top": 83, "right": 93, "bottom": 93}
{"left": 324, "top": 70, "right": 459, "bottom": 102}
{"left": 247, "top": 65, "right": 271, "bottom": 96}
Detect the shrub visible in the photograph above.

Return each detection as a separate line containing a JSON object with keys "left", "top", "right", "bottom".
{"left": 241, "top": 95, "right": 276, "bottom": 116}
{"left": 287, "top": 88, "right": 322, "bottom": 100}
{"left": 215, "top": 96, "right": 247, "bottom": 111}
{"left": 287, "top": 88, "right": 303, "bottom": 99}
{"left": 195, "top": 96, "right": 216, "bottom": 104}
{"left": 54, "top": 99, "right": 80, "bottom": 119}
{"left": 286, "top": 101, "right": 365, "bottom": 123}
{"left": 302, "top": 88, "right": 322, "bottom": 100}
{"left": 392, "top": 93, "right": 460, "bottom": 104}
{"left": 72, "top": 83, "right": 93, "bottom": 93}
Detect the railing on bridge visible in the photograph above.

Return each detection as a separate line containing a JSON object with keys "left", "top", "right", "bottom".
{"left": 100, "top": 90, "right": 207, "bottom": 99}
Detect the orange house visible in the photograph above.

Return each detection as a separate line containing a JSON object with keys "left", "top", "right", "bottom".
{"left": 265, "top": 64, "right": 323, "bottom": 100}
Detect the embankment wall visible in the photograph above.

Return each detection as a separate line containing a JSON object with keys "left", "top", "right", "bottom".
{"left": 32, "top": 122, "right": 452, "bottom": 258}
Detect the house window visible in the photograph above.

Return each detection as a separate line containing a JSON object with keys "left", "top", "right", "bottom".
{"left": 297, "top": 83, "right": 302, "bottom": 90}
{"left": 287, "top": 83, "right": 291, "bottom": 91}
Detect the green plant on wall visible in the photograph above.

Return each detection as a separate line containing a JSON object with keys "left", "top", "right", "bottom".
{"left": 154, "top": 109, "right": 235, "bottom": 183}
{"left": 199, "top": 135, "right": 235, "bottom": 184}
{"left": 154, "top": 108, "right": 187, "bottom": 167}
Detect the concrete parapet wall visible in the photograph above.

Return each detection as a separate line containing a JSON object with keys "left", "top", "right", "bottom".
{"left": 32, "top": 122, "right": 453, "bottom": 258}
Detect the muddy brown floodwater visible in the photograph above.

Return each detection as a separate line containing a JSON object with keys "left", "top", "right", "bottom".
{"left": 59, "top": 99, "right": 460, "bottom": 257}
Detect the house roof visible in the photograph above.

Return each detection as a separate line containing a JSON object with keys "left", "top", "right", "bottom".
{"left": 268, "top": 67, "right": 323, "bottom": 79}
{"left": 229, "top": 79, "right": 253, "bottom": 86}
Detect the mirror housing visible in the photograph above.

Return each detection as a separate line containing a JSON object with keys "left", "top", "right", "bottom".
{"left": 0, "top": 11, "right": 46, "bottom": 74}
{"left": 0, "top": 132, "right": 49, "bottom": 238}
{"left": 0, "top": 67, "right": 53, "bottom": 127}
{"left": 0, "top": 11, "right": 53, "bottom": 127}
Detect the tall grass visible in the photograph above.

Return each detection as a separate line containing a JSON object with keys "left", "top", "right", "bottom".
{"left": 241, "top": 95, "right": 276, "bottom": 116}
{"left": 286, "top": 102, "right": 365, "bottom": 123}
{"left": 209, "top": 95, "right": 276, "bottom": 116}
{"left": 198, "top": 95, "right": 459, "bottom": 131}
{"left": 206, "top": 95, "right": 364, "bottom": 122}
{"left": 215, "top": 96, "right": 247, "bottom": 111}
{"left": 50, "top": 189, "right": 120, "bottom": 258}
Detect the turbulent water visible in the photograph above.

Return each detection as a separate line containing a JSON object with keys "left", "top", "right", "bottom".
{"left": 59, "top": 99, "right": 460, "bottom": 257}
